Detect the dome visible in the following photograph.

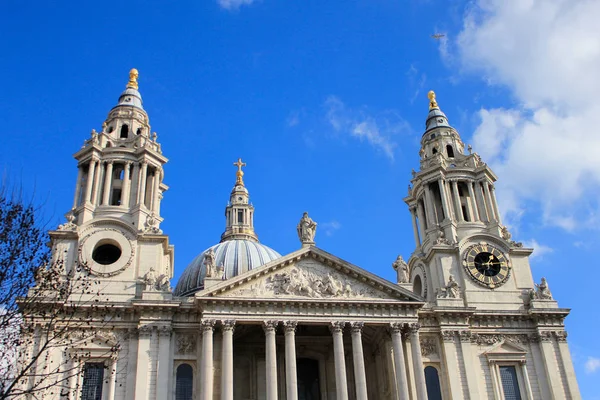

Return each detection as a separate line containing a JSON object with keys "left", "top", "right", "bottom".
{"left": 174, "top": 240, "right": 282, "bottom": 296}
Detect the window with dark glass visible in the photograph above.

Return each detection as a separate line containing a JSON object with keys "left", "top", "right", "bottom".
{"left": 499, "top": 365, "right": 522, "bottom": 400}
{"left": 176, "top": 364, "right": 194, "bottom": 400}
{"left": 120, "top": 124, "right": 129, "bottom": 138}
{"left": 81, "top": 362, "right": 105, "bottom": 400}
{"left": 237, "top": 210, "right": 244, "bottom": 223}
{"left": 424, "top": 366, "right": 443, "bottom": 400}
{"left": 297, "top": 358, "right": 320, "bottom": 400}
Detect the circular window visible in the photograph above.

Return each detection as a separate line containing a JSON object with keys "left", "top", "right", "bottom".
{"left": 92, "top": 243, "right": 122, "bottom": 265}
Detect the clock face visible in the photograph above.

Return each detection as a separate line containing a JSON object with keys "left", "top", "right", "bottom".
{"left": 463, "top": 243, "right": 510, "bottom": 288}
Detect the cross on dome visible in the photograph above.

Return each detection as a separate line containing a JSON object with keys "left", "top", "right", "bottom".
{"left": 233, "top": 158, "right": 247, "bottom": 186}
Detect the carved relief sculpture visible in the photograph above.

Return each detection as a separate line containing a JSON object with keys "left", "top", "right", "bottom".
{"left": 176, "top": 334, "right": 196, "bottom": 355}
{"left": 297, "top": 212, "right": 317, "bottom": 245}
{"left": 392, "top": 255, "right": 409, "bottom": 284}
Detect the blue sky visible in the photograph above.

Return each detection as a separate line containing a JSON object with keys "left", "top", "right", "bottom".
{"left": 1, "top": 0, "right": 599, "bottom": 397}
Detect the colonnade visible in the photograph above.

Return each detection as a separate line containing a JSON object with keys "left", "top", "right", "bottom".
{"left": 409, "top": 178, "right": 500, "bottom": 248}
{"left": 198, "top": 319, "right": 427, "bottom": 400}
{"left": 73, "top": 158, "right": 162, "bottom": 212}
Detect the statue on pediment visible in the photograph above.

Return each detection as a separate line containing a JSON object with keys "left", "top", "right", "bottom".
{"left": 392, "top": 255, "right": 409, "bottom": 284}
{"left": 437, "top": 275, "right": 461, "bottom": 299}
{"left": 142, "top": 267, "right": 158, "bottom": 291}
{"left": 203, "top": 248, "right": 217, "bottom": 278}
{"left": 531, "top": 277, "right": 553, "bottom": 300}
{"left": 297, "top": 212, "right": 317, "bottom": 245}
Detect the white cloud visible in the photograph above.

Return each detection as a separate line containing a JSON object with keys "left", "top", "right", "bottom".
{"left": 320, "top": 221, "right": 341, "bottom": 237}
{"left": 454, "top": 0, "right": 600, "bottom": 231}
{"left": 325, "top": 96, "right": 411, "bottom": 161}
{"left": 521, "top": 239, "right": 553, "bottom": 260}
{"left": 217, "top": 0, "right": 256, "bottom": 11}
{"left": 585, "top": 357, "right": 600, "bottom": 374}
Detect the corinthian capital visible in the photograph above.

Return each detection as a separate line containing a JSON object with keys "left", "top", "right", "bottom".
{"left": 200, "top": 319, "right": 216, "bottom": 332}
{"left": 262, "top": 320, "right": 279, "bottom": 333}
{"left": 349, "top": 321, "right": 364, "bottom": 334}
{"left": 283, "top": 320, "right": 298, "bottom": 333}
{"left": 221, "top": 320, "right": 236, "bottom": 332}
{"left": 329, "top": 321, "right": 346, "bottom": 334}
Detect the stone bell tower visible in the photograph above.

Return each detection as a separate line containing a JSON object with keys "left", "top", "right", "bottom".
{"left": 404, "top": 91, "right": 536, "bottom": 309}
{"left": 49, "top": 69, "right": 174, "bottom": 301}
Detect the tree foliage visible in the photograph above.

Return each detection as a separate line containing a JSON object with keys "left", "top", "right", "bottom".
{"left": 0, "top": 190, "right": 120, "bottom": 400}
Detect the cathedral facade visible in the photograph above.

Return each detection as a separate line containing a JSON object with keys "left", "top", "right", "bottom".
{"left": 30, "top": 70, "right": 580, "bottom": 400}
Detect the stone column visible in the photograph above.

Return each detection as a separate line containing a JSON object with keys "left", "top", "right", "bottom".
{"left": 410, "top": 207, "right": 421, "bottom": 248}
{"left": 467, "top": 181, "right": 480, "bottom": 221}
{"left": 102, "top": 161, "right": 114, "bottom": 205}
{"left": 423, "top": 184, "right": 437, "bottom": 225}
{"left": 263, "top": 320, "right": 279, "bottom": 400}
{"left": 408, "top": 324, "right": 427, "bottom": 400}
{"left": 130, "top": 162, "right": 140, "bottom": 207}
{"left": 92, "top": 160, "right": 104, "bottom": 205}
{"left": 124, "top": 328, "right": 138, "bottom": 400}
{"left": 349, "top": 322, "right": 368, "bottom": 400}
{"left": 152, "top": 169, "right": 162, "bottom": 213}
{"left": 121, "top": 162, "right": 132, "bottom": 208}
{"left": 475, "top": 182, "right": 489, "bottom": 222}
{"left": 221, "top": 320, "right": 236, "bottom": 400}
{"left": 389, "top": 323, "right": 409, "bottom": 400}
{"left": 138, "top": 161, "right": 148, "bottom": 206}
{"left": 330, "top": 321, "right": 349, "bottom": 400}
{"left": 520, "top": 360, "right": 535, "bottom": 400}
{"left": 72, "top": 166, "right": 84, "bottom": 208}
{"left": 84, "top": 160, "right": 97, "bottom": 204}
{"left": 437, "top": 179, "right": 450, "bottom": 222}
{"left": 416, "top": 202, "right": 427, "bottom": 234}
{"left": 451, "top": 181, "right": 464, "bottom": 222}
{"left": 134, "top": 325, "right": 152, "bottom": 400}
{"left": 156, "top": 326, "right": 172, "bottom": 400}
{"left": 490, "top": 185, "right": 502, "bottom": 224}
{"left": 458, "top": 331, "right": 480, "bottom": 399}
{"left": 284, "top": 321, "right": 298, "bottom": 400}
{"left": 483, "top": 182, "right": 496, "bottom": 222}
{"left": 200, "top": 319, "right": 216, "bottom": 400}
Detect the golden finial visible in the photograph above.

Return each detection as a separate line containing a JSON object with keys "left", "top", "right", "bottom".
{"left": 233, "top": 158, "right": 247, "bottom": 186}
{"left": 428, "top": 90, "right": 438, "bottom": 109}
{"left": 127, "top": 68, "right": 139, "bottom": 89}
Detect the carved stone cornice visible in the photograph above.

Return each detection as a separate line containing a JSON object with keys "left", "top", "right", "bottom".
{"left": 221, "top": 319, "right": 236, "bottom": 332}
{"left": 262, "top": 320, "right": 279, "bottom": 333}
{"left": 329, "top": 321, "right": 346, "bottom": 334}
{"left": 283, "top": 320, "right": 298, "bottom": 333}
{"left": 200, "top": 319, "right": 216, "bottom": 332}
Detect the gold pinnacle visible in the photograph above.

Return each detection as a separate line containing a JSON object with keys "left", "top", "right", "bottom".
{"left": 428, "top": 90, "right": 438, "bottom": 109}
{"left": 127, "top": 68, "right": 139, "bottom": 89}
{"left": 233, "top": 158, "right": 247, "bottom": 186}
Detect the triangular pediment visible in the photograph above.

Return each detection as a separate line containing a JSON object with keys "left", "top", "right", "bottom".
{"left": 197, "top": 246, "right": 424, "bottom": 303}
{"left": 483, "top": 339, "right": 528, "bottom": 362}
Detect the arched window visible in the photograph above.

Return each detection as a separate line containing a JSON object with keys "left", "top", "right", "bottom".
{"left": 413, "top": 275, "right": 423, "bottom": 296}
{"left": 136, "top": 127, "right": 142, "bottom": 135}
{"left": 120, "top": 124, "right": 129, "bottom": 138}
{"left": 424, "top": 366, "right": 443, "bottom": 400}
{"left": 446, "top": 145, "right": 455, "bottom": 158}
{"left": 432, "top": 147, "right": 438, "bottom": 155}
{"left": 176, "top": 364, "right": 194, "bottom": 400}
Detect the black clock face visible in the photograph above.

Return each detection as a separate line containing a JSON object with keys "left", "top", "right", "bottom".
{"left": 473, "top": 252, "right": 501, "bottom": 276}
{"left": 463, "top": 244, "right": 510, "bottom": 288}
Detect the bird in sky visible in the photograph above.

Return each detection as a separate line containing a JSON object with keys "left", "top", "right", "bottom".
{"left": 431, "top": 33, "right": 446, "bottom": 40}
